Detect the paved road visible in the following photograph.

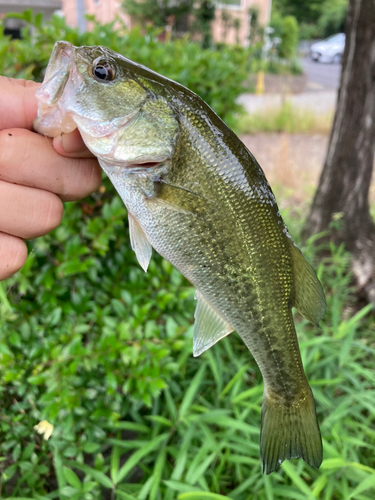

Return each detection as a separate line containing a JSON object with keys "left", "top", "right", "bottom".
{"left": 301, "top": 57, "right": 342, "bottom": 91}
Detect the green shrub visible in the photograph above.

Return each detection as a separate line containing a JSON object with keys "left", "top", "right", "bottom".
{"left": 318, "top": 0, "right": 347, "bottom": 38}
{"left": 278, "top": 15, "right": 299, "bottom": 60}
{"left": 298, "top": 22, "right": 319, "bottom": 41}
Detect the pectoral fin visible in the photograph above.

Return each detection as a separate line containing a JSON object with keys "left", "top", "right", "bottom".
{"left": 148, "top": 196, "right": 194, "bottom": 216}
{"left": 289, "top": 241, "right": 326, "bottom": 326}
{"left": 193, "top": 290, "right": 233, "bottom": 357}
{"left": 152, "top": 179, "right": 214, "bottom": 216}
{"left": 128, "top": 213, "right": 152, "bottom": 272}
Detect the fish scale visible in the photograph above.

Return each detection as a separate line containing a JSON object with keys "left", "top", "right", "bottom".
{"left": 34, "top": 41, "right": 326, "bottom": 474}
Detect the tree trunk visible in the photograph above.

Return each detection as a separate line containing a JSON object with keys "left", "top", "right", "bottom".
{"left": 304, "top": 0, "right": 375, "bottom": 304}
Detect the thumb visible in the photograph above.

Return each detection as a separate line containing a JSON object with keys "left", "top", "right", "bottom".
{"left": 53, "top": 129, "right": 95, "bottom": 158}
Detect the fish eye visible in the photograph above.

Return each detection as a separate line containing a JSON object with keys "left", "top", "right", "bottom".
{"left": 92, "top": 61, "right": 116, "bottom": 82}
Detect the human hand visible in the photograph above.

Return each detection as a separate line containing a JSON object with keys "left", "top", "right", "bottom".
{"left": 0, "top": 77, "right": 102, "bottom": 280}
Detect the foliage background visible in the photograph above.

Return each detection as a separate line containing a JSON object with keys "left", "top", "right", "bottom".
{"left": 272, "top": 0, "right": 348, "bottom": 39}
{"left": 1, "top": 10, "right": 375, "bottom": 500}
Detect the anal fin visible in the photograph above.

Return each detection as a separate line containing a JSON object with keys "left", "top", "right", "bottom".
{"left": 289, "top": 241, "right": 326, "bottom": 326}
{"left": 193, "top": 290, "right": 233, "bottom": 357}
{"left": 128, "top": 213, "right": 152, "bottom": 272}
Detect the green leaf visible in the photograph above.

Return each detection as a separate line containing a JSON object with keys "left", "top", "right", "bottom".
{"left": 112, "top": 421, "right": 150, "bottom": 433}
{"left": 83, "top": 442, "right": 100, "bottom": 454}
{"left": 179, "top": 363, "right": 206, "bottom": 418}
{"left": 59, "top": 487, "right": 79, "bottom": 496}
{"left": 138, "top": 475, "right": 154, "bottom": 500}
{"left": 349, "top": 474, "right": 375, "bottom": 499}
{"left": 68, "top": 461, "right": 113, "bottom": 489}
{"left": 146, "top": 415, "right": 173, "bottom": 427}
{"left": 63, "top": 467, "right": 82, "bottom": 491}
{"left": 219, "top": 364, "right": 249, "bottom": 399}
{"left": 320, "top": 458, "right": 348, "bottom": 469}
{"left": 115, "top": 491, "right": 139, "bottom": 500}
{"left": 311, "top": 474, "right": 327, "bottom": 497}
{"left": 0, "top": 281, "right": 12, "bottom": 312}
{"left": 110, "top": 445, "right": 120, "bottom": 484}
{"left": 231, "top": 385, "right": 263, "bottom": 404}
{"left": 281, "top": 461, "right": 315, "bottom": 499}
{"left": 116, "top": 433, "right": 168, "bottom": 483}
{"left": 52, "top": 446, "right": 66, "bottom": 491}
{"left": 149, "top": 446, "right": 166, "bottom": 500}
{"left": 164, "top": 388, "right": 178, "bottom": 422}
{"left": 178, "top": 493, "right": 231, "bottom": 499}
{"left": 163, "top": 481, "right": 202, "bottom": 494}
{"left": 263, "top": 474, "right": 274, "bottom": 500}
{"left": 185, "top": 452, "right": 216, "bottom": 484}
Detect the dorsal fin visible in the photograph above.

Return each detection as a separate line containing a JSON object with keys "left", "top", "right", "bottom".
{"left": 289, "top": 240, "right": 326, "bottom": 326}
{"left": 193, "top": 290, "right": 233, "bottom": 357}
{"left": 128, "top": 213, "right": 152, "bottom": 272}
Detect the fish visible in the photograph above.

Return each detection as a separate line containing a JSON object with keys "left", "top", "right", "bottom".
{"left": 34, "top": 41, "right": 326, "bottom": 474}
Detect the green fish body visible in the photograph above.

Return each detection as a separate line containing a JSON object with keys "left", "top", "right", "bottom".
{"left": 34, "top": 42, "right": 326, "bottom": 474}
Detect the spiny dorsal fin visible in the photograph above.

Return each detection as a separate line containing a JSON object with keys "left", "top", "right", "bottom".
{"left": 193, "top": 290, "right": 233, "bottom": 357}
{"left": 289, "top": 240, "right": 326, "bottom": 326}
{"left": 128, "top": 213, "right": 152, "bottom": 272}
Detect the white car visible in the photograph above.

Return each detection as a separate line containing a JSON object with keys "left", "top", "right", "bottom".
{"left": 310, "top": 33, "right": 346, "bottom": 63}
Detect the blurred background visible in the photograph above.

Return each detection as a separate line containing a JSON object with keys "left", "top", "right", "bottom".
{"left": 0, "top": 1, "right": 374, "bottom": 500}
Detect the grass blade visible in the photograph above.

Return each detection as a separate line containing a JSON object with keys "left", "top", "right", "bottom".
{"left": 179, "top": 363, "right": 206, "bottom": 419}
{"left": 178, "top": 493, "right": 232, "bottom": 500}
{"left": 281, "top": 461, "right": 315, "bottom": 499}
{"left": 163, "top": 481, "right": 202, "bottom": 494}
{"left": 149, "top": 445, "right": 167, "bottom": 500}
{"left": 219, "top": 364, "right": 249, "bottom": 400}
{"left": 68, "top": 461, "right": 113, "bottom": 489}
{"left": 116, "top": 433, "right": 168, "bottom": 483}
{"left": 110, "top": 445, "right": 120, "bottom": 484}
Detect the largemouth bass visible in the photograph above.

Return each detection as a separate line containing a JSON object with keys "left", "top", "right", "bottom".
{"left": 34, "top": 42, "right": 326, "bottom": 474}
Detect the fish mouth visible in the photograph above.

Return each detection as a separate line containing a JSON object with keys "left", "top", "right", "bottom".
{"left": 100, "top": 159, "right": 169, "bottom": 175}
{"left": 127, "top": 161, "right": 164, "bottom": 170}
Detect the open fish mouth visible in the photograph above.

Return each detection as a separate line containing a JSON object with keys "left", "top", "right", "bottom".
{"left": 127, "top": 161, "right": 164, "bottom": 170}
{"left": 100, "top": 159, "right": 168, "bottom": 174}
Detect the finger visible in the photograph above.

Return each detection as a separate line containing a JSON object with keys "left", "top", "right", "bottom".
{"left": 0, "top": 180, "right": 63, "bottom": 239}
{"left": 0, "top": 77, "right": 40, "bottom": 131}
{"left": 0, "top": 232, "right": 28, "bottom": 280}
{"left": 0, "top": 77, "right": 94, "bottom": 158}
{"left": 52, "top": 129, "right": 95, "bottom": 158}
{"left": 0, "top": 129, "right": 102, "bottom": 202}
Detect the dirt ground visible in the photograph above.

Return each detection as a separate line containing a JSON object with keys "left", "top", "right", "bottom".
{"left": 240, "top": 133, "right": 375, "bottom": 207}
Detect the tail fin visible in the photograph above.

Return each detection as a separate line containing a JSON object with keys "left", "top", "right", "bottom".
{"left": 260, "top": 391, "right": 322, "bottom": 474}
